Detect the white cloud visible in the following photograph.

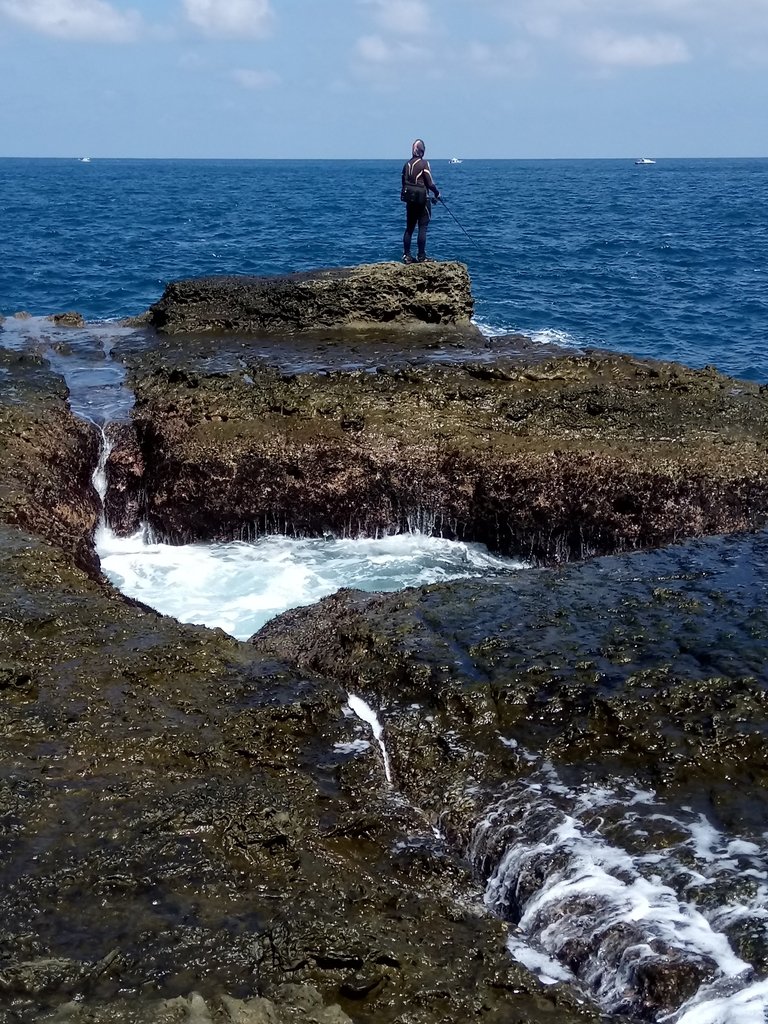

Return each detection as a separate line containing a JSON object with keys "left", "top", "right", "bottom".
{"left": 466, "top": 39, "right": 534, "bottom": 77}
{"left": 183, "top": 0, "right": 273, "bottom": 38}
{"left": 484, "top": 0, "right": 768, "bottom": 63}
{"left": 230, "top": 67, "right": 279, "bottom": 89}
{"left": 364, "top": 0, "right": 431, "bottom": 36}
{"left": 355, "top": 33, "right": 430, "bottom": 64}
{"left": 0, "top": 0, "right": 140, "bottom": 41}
{"left": 578, "top": 29, "right": 690, "bottom": 66}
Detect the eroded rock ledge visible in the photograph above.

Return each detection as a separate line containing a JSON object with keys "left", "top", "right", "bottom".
{"left": 112, "top": 344, "right": 768, "bottom": 563}
{"left": 146, "top": 262, "right": 474, "bottom": 335}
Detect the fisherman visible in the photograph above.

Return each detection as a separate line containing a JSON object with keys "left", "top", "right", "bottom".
{"left": 401, "top": 138, "right": 440, "bottom": 264}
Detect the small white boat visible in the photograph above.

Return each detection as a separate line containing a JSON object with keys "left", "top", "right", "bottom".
{"left": 634, "top": 158, "right": 656, "bottom": 165}
{"left": 79, "top": 157, "right": 91, "bottom": 163}
{"left": 448, "top": 157, "right": 462, "bottom": 164}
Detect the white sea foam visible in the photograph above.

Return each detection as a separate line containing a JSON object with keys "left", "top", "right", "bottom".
{"left": 91, "top": 425, "right": 113, "bottom": 508}
{"left": 347, "top": 693, "right": 392, "bottom": 784}
{"left": 528, "top": 327, "right": 583, "bottom": 349}
{"left": 506, "top": 934, "right": 575, "bottom": 986}
{"left": 96, "top": 528, "right": 522, "bottom": 640}
{"left": 471, "top": 761, "right": 768, "bottom": 1021}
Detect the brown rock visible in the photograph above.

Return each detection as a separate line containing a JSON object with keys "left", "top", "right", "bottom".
{"left": 146, "top": 262, "right": 474, "bottom": 335}
{"left": 48, "top": 311, "right": 86, "bottom": 328}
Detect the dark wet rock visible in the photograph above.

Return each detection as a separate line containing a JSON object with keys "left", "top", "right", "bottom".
{"left": 104, "top": 421, "right": 145, "bottom": 531}
{"left": 0, "top": 347, "right": 99, "bottom": 564}
{"left": 119, "top": 310, "right": 153, "bottom": 328}
{"left": 146, "top": 262, "right": 474, "bottom": 336}
{"left": 0, "top": 959, "right": 83, "bottom": 998}
{"left": 113, "top": 350, "right": 768, "bottom": 560}
{"left": 0, "top": 515, "right": 608, "bottom": 1024}
{"left": 4, "top": 290, "right": 768, "bottom": 1023}
{"left": 48, "top": 312, "right": 85, "bottom": 328}
{"left": 251, "top": 528, "right": 768, "bottom": 1017}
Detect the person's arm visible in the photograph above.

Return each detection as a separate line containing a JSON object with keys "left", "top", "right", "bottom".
{"left": 423, "top": 161, "right": 440, "bottom": 199}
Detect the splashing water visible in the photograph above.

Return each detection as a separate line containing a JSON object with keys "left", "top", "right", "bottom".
{"left": 346, "top": 693, "right": 393, "bottom": 785}
{"left": 96, "top": 527, "right": 524, "bottom": 641}
{"left": 469, "top": 757, "right": 768, "bottom": 1023}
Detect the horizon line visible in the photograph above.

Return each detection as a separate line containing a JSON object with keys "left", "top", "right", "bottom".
{"left": 1, "top": 154, "right": 768, "bottom": 162}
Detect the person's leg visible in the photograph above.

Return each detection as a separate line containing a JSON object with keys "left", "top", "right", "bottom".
{"left": 416, "top": 203, "right": 431, "bottom": 259}
{"left": 403, "top": 205, "right": 419, "bottom": 259}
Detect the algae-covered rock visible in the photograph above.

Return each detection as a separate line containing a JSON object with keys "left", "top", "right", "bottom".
{"left": 119, "top": 348, "right": 768, "bottom": 561}
{"left": 47, "top": 312, "right": 85, "bottom": 328}
{"left": 147, "top": 262, "right": 474, "bottom": 335}
{"left": 0, "top": 347, "right": 99, "bottom": 563}
{"left": 0, "top": 519, "right": 609, "bottom": 1024}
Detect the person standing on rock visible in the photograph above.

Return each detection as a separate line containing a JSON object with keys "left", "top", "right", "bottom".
{"left": 401, "top": 139, "right": 440, "bottom": 264}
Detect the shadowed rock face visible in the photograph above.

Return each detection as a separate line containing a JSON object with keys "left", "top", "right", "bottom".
{"left": 0, "top": 347, "right": 99, "bottom": 568}
{"left": 147, "top": 263, "right": 474, "bottom": 336}
{"left": 116, "top": 347, "right": 768, "bottom": 562}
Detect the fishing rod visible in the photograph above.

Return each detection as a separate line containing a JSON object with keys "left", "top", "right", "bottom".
{"left": 434, "top": 196, "right": 486, "bottom": 253}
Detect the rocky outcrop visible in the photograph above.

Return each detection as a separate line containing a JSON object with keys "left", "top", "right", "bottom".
{"left": 252, "top": 527, "right": 768, "bottom": 1018}
{"left": 147, "top": 262, "right": 474, "bottom": 335}
{"left": 0, "top": 347, "right": 99, "bottom": 566}
{"left": 0, "top": 316, "right": 614, "bottom": 1024}
{"left": 5, "top": 274, "right": 768, "bottom": 1024}
{"left": 117, "top": 349, "right": 768, "bottom": 562}
{"left": 47, "top": 312, "right": 85, "bottom": 328}
{"left": 0, "top": 523, "right": 608, "bottom": 1024}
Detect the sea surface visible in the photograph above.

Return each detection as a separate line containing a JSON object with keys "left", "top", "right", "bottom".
{"left": 4, "top": 159, "right": 768, "bottom": 1024}
{"left": 1, "top": 157, "right": 767, "bottom": 381}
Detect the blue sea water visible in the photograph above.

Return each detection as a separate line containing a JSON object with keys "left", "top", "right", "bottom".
{"left": 1, "top": 157, "right": 767, "bottom": 380}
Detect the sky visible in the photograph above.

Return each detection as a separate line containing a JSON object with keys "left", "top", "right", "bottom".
{"left": 0, "top": 0, "right": 766, "bottom": 158}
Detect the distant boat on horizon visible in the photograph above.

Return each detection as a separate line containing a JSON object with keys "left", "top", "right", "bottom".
{"left": 634, "top": 158, "right": 656, "bottom": 165}
{"left": 79, "top": 157, "right": 91, "bottom": 163}
{"left": 448, "top": 157, "right": 462, "bottom": 164}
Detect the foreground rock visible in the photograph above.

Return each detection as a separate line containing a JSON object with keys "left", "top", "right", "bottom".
{"left": 114, "top": 344, "right": 768, "bottom": 562}
{"left": 0, "top": 346, "right": 99, "bottom": 566}
{"left": 253, "top": 527, "right": 768, "bottom": 1018}
{"left": 147, "top": 262, "right": 474, "bottom": 335}
{"left": 4, "top": 306, "right": 768, "bottom": 1023}
{"left": 0, "top": 353, "right": 607, "bottom": 1023}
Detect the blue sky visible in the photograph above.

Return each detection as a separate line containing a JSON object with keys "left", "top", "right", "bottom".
{"left": 0, "top": 0, "right": 766, "bottom": 158}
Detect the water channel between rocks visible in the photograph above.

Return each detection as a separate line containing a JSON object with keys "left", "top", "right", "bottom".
{"left": 3, "top": 317, "right": 768, "bottom": 1024}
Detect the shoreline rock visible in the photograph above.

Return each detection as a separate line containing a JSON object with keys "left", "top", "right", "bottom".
{"left": 3, "top": 267, "right": 768, "bottom": 1024}
{"left": 112, "top": 348, "right": 768, "bottom": 563}
{"left": 146, "top": 262, "right": 475, "bottom": 335}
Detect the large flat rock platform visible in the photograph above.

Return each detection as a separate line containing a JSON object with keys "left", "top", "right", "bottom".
{"left": 147, "top": 261, "right": 474, "bottom": 335}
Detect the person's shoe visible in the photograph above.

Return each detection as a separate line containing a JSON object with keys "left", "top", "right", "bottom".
{"left": 417, "top": 254, "right": 433, "bottom": 263}
{"left": 402, "top": 253, "right": 415, "bottom": 264}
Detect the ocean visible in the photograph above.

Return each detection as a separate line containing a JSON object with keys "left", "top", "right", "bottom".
{"left": 2, "top": 157, "right": 767, "bottom": 381}
{"left": 4, "top": 158, "right": 768, "bottom": 1024}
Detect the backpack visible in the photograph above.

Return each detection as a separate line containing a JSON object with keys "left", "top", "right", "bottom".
{"left": 400, "top": 159, "right": 428, "bottom": 205}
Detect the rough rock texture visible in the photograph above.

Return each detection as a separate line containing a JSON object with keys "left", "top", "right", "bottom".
{"left": 0, "top": 346, "right": 99, "bottom": 566}
{"left": 4, "top": 285, "right": 768, "bottom": 1023}
{"left": 46, "top": 986, "right": 354, "bottom": 1023}
{"left": 117, "top": 348, "right": 768, "bottom": 562}
{"left": 0, "top": 520, "right": 610, "bottom": 1024}
{"left": 0, "top": 340, "right": 611, "bottom": 1023}
{"left": 47, "top": 312, "right": 86, "bottom": 328}
{"left": 147, "top": 263, "right": 474, "bottom": 335}
{"left": 252, "top": 528, "right": 768, "bottom": 1017}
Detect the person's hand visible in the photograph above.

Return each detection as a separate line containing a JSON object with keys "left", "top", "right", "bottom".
{"left": 434, "top": 191, "right": 441, "bottom": 201}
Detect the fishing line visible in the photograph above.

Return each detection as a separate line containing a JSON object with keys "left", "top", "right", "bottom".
{"left": 435, "top": 196, "right": 485, "bottom": 252}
